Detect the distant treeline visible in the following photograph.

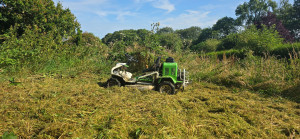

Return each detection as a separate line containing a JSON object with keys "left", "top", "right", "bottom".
{"left": 0, "top": 0, "right": 300, "bottom": 73}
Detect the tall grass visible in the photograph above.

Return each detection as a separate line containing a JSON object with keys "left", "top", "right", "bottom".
{"left": 1, "top": 45, "right": 299, "bottom": 138}
{"left": 171, "top": 51, "right": 300, "bottom": 102}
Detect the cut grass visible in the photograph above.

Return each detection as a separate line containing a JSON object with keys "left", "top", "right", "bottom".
{"left": 0, "top": 74, "right": 299, "bottom": 138}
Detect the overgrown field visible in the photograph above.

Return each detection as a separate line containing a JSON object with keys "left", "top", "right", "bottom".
{"left": 1, "top": 0, "right": 300, "bottom": 138}
{"left": 0, "top": 73, "right": 299, "bottom": 138}
{"left": 1, "top": 52, "right": 300, "bottom": 138}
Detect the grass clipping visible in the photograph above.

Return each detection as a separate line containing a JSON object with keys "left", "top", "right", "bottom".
{"left": 0, "top": 74, "right": 299, "bottom": 138}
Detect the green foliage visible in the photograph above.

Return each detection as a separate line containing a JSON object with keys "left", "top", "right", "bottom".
{"left": 102, "top": 29, "right": 149, "bottom": 46}
{"left": 158, "top": 33, "right": 183, "bottom": 52}
{"left": 191, "top": 39, "right": 220, "bottom": 53}
{"left": 212, "top": 16, "right": 237, "bottom": 37}
{"left": 140, "top": 23, "right": 165, "bottom": 66}
{"left": 235, "top": 25, "right": 283, "bottom": 55}
{"left": 216, "top": 25, "right": 284, "bottom": 55}
{"left": 292, "top": 0, "right": 300, "bottom": 39}
{"left": 1, "top": 132, "right": 17, "bottom": 139}
{"left": 235, "top": 0, "right": 278, "bottom": 25}
{"left": 206, "top": 49, "right": 248, "bottom": 59}
{"left": 276, "top": 0, "right": 300, "bottom": 40}
{"left": 270, "top": 42, "right": 300, "bottom": 58}
{"left": 0, "top": 24, "right": 109, "bottom": 75}
{"left": 175, "top": 26, "right": 202, "bottom": 40}
{"left": 0, "top": 0, "right": 80, "bottom": 42}
{"left": 157, "top": 27, "right": 174, "bottom": 34}
{"left": 192, "top": 28, "right": 219, "bottom": 45}
{"left": 175, "top": 26, "right": 202, "bottom": 49}
{"left": 0, "top": 25, "right": 61, "bottom": 67}
{"left": 217, "top": 33, "right": 239, "bottom": 51}
{"left": 81, "top": 32, "right": 103, "bottom": 47}
{"left": 277, "top": 0, "right": 293, "bottom": 30}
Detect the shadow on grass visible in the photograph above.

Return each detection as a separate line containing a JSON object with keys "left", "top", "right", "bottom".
{"left": 281, "top": 83, "right": 300, "bottom": 103}
{"left": 254, "top": 82, "right": 300, "bottom": 103}
{"left": 97, "top": 81, "right": 107, "bottom": 88}
{"left": 207, "top": 78, "right": 300, "bottom": 104}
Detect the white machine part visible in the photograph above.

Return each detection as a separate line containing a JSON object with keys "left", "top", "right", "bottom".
{"left": 111, "top": 63, "right": 133, "bottom": 80}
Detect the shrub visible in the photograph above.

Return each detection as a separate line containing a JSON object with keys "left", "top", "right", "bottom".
{"left": 158, "top": 33, "right": 183, "bottom": 52}
{"left": 217, "top": 33, "right": 238, "bottom": 51}
{"left": 0, "top": 26, "right": 61, "bottom": 68}
{"left": 206, "top": 49, "right": 247, "bottom": 59}
{"left": 238, "top": 26, "right": 284, "bottom": 55}
{"left": 191, "top": 39, "right": 220, "bottom": 53}
{"left": 217, "top": 25, "right": 284, "bottom": 56}
{"left": 270, "top": 42, "right": 300, "bottom": 58}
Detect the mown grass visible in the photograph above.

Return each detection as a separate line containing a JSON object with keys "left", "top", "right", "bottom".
{"left": 0, "top": 73, "right": 299, "bottom": 138}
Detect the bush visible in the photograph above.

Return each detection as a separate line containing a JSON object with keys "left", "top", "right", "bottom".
{"left": 102, "top": 29, "right": 151, "bottom": 46}
{"left": 238, "top": 26, "right": 284, "bottom": 55}
{"left": 206, "top": 49, "right": 247, "bottom": 59}
{"left": 191, "top": 39, "right": 220, "bottom": 53}
{"left": 0, "top": 26, "right": 61, "bottom": 68}
{"left": 158, "top": 33, "right": 183, "bottom": 52}
{"left": 270, "top": 42, "right": 300, "bottom": 59}
{"left": 0, "top": 25, "right": 109, "bottom": 75}
{"left": 217, "top": 25, "right": 284, "bottom": 56}
{"left": 217, "top": 33, "right": 238, "bottom": 51}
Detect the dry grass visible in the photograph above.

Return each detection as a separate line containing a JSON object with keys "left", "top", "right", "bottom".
{"left": 1, "top": 73, "right": 299, "bottom": 138}
{"left": 172, "top": 52, "right": 300, "bottom": 102}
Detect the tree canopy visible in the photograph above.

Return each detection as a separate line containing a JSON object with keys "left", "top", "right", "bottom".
{"left": 235, "top": 0, "right": 277, "bottom": 25}
{"left": 157, "top": 27, "right": 174, "bottom": 34}
{"left": 0, "top": 0, "right": 80, "bottom": 43}
{"left": 175, "top": 26, "right": 202, "bottom": 40}
{"left": 212, "top": 17, "right": 237, "bottom": 38}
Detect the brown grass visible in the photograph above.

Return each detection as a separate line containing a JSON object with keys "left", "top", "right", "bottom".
{"left": 0, "top": 73, "right": 299, "bottom": 138}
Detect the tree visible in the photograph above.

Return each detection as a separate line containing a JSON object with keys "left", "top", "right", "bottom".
{"left": 255, "top": 12, "right": 294, "bottom": 42}
{"left": 101, "top": 29, "right": 151, "bottom": 46}
{"left": 292, "top": 0, "right": 300, "bottom": 39}
{"left": 157, "top": 27, "right": 174, "bottom": 34}
{"left": 192, "top": 28, "right": 219, "bottom": 45}
{"left": 234, "top": 25, "right": 283, "bottom": 55}
{"left": 235, "top": 0, "right": 278, "bottom": 25}
{"left": 277, "top": 0, "right": 293, "bottom": 31}
{"left": 276, "top": 0, "right": 300, "bottom": 40}
{"left": 158, "top": 33, "right": 183, "bottom": 52}
{"left": 175, "top": 26, "right": 202, "bottom": 40}
{"left": 190, "top": 39, "right": 220, "bottom": 53}
{"left": 212, "top": 17, "right": 237, "bottom": 38}
{"left": 0, "top": 0, "right": 80, "bottom": 43}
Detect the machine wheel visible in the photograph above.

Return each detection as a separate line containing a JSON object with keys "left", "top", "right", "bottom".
{"left": 106, "top": 78, "right": 121, "bottom": 87}
{"left": 159, "top": 81, "right": 176, "bottom": 94}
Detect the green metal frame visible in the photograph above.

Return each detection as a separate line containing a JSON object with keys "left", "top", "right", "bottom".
{"left": 134, "top": 62, "right": 185, "bottom": 85}
{"left": 158, "top": 62, "right": 181, "bottom": 84}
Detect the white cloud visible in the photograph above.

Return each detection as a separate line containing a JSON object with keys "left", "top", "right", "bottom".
{"left": 134, "top": 0, "right": 175, "bottom": 13}
{"left": 153, "top": 0, "right": 175, "bottom": 13}
{"left": 116, "top": 11, "right": 137, "bottom": 21}
{"left": 160, "top": 10, "right": 218, "bottom": 29}
{"left": 95, "top": 10, "right": 136, "bottom": 21}
{"left": 96, "top": 11, "right": 108, "bottom": 17}
{"left": 199, "top": 4, "right": 222, "bottom": 11}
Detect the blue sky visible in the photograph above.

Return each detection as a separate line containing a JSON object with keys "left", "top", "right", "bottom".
{"left": 53, "top": 0, "right": 280, "bottom": 38}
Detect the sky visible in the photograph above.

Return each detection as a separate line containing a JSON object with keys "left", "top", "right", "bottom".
{"left": 53, "top": 0, "right": 281, "bottom": 38}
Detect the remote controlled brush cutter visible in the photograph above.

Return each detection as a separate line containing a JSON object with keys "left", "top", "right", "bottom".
{"left": 106, "top": 55, "right": 189, "bottom": 94}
